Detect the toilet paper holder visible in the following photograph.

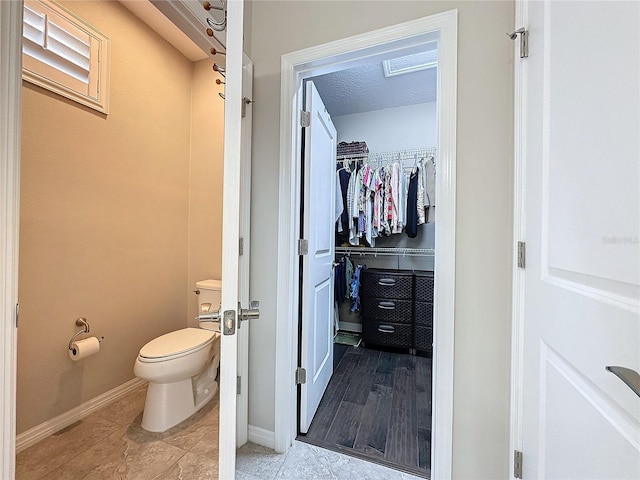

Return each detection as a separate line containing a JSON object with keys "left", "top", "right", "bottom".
{"left": 68, "top": 318, "right": 104, "bottom": 351}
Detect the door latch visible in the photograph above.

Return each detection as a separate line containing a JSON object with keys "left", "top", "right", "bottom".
{"left": 223, "top": 310, "right": 236, "bottom": 335}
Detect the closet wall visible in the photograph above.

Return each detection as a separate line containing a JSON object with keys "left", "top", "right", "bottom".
{"left": 333, "top": 102, "right": 437, "bottom": 151}
{"left": 331, "top": 101, "right": 437, "bottom": 330}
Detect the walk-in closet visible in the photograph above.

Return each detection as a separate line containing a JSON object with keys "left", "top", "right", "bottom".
{"left": 296, "top": 45, "right": 437, "bottom": 478}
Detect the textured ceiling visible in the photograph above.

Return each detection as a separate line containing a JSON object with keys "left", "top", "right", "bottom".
{"left": 311, "top": 62, "right": 437, "bottom": 118}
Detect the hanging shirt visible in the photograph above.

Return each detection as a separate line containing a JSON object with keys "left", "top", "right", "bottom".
{"left": 338, "top": 168, "right": 351, "bottom": 232}
{"left": 372, "top": 168, "right": 383, "bottom": 236}
{"left": 347, "top": 168, "right": 359, "bottom": 245}
{"left": 398, "top": 169, "right": 408, "bottom": 230}
{"left": 425, "top": 156, "right": 436, "bottom": 223}
{"left": 364, "top": 165, "right": 376, "bottom": 246}
{"left": 334, "top": 257, "right": 346, "bottom": 304}
{"left": 390, "top": 162, "right": 402, "bottom": 234}
{"left": 383, "top": 168, "right": 393, "bottom": 236}
{"left": 335, "top": 171, "right": 344, "bottom": 232}
{"left": 345, "top": 256, "right": 354, "bottom": 298}
{"left": 350, "top": 264, "right": 367, "bottom": 312}
{"left": 406, "top": 169, "right": 419, "bottom": 238}
{"left": 355, "top": 167, "right": 366, "bottom": 238}
{"left": 416, "top": 162, "right": 426, "bottom": 226}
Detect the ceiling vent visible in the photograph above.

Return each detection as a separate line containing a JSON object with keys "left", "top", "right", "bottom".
{"left": 383, "top": 50, "right": 437, "bottom": 78}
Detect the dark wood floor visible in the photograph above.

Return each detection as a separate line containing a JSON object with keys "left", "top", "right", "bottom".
{"left": 298, "top": 345, "right": 432, "bottom": 478}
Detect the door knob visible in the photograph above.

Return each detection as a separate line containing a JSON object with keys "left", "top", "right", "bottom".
{"left": 195, "top": 308, "right": 222, "bottom": 333}
{"left": 238, "top": 301, "right": 260, "bottom": 328}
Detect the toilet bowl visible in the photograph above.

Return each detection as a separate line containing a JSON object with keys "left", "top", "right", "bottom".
{"left": 134, "top": 280, "right": 221, "bottom": 432}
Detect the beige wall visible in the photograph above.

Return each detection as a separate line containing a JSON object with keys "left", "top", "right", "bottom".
{"left": 187, "top": 58, "right": 225, "bottom": 326}
{"left": 18, "top": 1, "right": 223, "bottom": 434}
{"left": 247, "top": 1, "right": 514, "bottom": 478}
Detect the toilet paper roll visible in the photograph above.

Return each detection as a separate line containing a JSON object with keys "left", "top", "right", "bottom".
{"left": 69, "top": 336, "right": 100, "bottom": 361}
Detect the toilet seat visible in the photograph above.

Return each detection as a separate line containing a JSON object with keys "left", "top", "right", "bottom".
{"left": 138, "top": 328, "right": 215, "bottom": 363}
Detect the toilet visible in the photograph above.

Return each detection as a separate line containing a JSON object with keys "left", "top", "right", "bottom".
{"left": 134, "top": 279, "right": 221, "bottom": 432}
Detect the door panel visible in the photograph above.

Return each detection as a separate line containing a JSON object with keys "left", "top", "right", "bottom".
{"left": 300, "top": 81, "right": 337, "bottom": 434}
{"left": 544, "top": 1, "right": 639, "bottom": 291}
{"left": 522, "top": 1, "right": 640, "bottom": 478}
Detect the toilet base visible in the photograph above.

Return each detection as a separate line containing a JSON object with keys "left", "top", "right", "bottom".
{"left": 140, "top": 378, "right": 218, "bottom": 432}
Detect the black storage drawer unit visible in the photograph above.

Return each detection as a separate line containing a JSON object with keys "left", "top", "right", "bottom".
{"left": 360, "top": 269, "right": 413, "bottom": 300}
{"left": 360, "top": 268, "right": 434, "bottom": 354}
{"left": 361, "top": 297, "right": 413, "bottom": 324}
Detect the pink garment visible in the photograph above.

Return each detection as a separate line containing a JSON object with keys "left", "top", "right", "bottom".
{"left": 390, "top": 162, "right": 401, "bottom": 233}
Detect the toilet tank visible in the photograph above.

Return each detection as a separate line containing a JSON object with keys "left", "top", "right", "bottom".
{"left": 196, "top": 279, "right": 222, "bottom": 314}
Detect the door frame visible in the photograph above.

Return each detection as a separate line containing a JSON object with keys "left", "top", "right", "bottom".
{"left": 236, "top": 59, "right": 253, "bottom": 448}
{"left": 508, "top": 2, "right": 528, "bottom": 479}
{"left": 273, "top": 10, "right": 458, "bottom": 478}
{"left": 0, "top": 0, "right": 22, "bottom": 477}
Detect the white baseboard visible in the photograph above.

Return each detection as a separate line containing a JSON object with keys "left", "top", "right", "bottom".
{"left": 16, "top": 377, "right": 146, "bottom": 453}
{"left": 248, "top": 424, "right": 275, "bottom": 449}
{"left": 338, "top": 321, "right": 362, "bottom": 333}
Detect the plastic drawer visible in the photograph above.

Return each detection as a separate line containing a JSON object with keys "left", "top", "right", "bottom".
{"left": 414, "top": 270, "right": 434, "bottom": 302}
{"left": 362, "top": 319, "right": 413, "bottom": 348}
{"left": 414, "top": 301, "right": 433, "bottom": 327}
{"left": 361, "top": 297, "right": 413, "bottom": 324}
{"left": 414, "top": 325, "right": 433, "bottom": 354}
{"left": 361, "top": 269, "right": 413, "bottom": 300}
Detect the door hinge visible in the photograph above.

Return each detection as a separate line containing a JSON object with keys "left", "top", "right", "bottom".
{"left": 15, "top": 303, "right": 19, "bottom": 328}
{"left": 507, "top": 28, "right": 529, "bottom": 58}
{"left": 239, "top": 237, "right": 244, "bottom": 256}
{"left": 517, "top": 241, "right": 526, "bottom": 269}
{"left": 241, "top": 97, "right": 253, "bottom": 118}
{"left": 300, "top": 110, "right": 311, "bottom": 128}
{"left": 295, "top": 367, "right": 307, "bottom": 385}
{"left": 298, "top": 239, "right": 309, "bottom": 256}
{"left": 237, "top": 376, "right": 241, "bottom": 395}
{"left": 514, "top": 450, "right": 523, "bottom": 478}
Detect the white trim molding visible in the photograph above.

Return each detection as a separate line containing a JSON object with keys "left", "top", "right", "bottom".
{"left": 509, "top": 1, "right": 528, "bottom": 479}
{"left": 16, "top": 378, "right": 146, "bottom": 453}
{"left": 0, "top": 1, "right": 23, "bottom": 477}
{"left": 248, "top": 424, "right": 275, "bottom": 450}
{"left": 274, "top": 11, "right": 458, "bottom": 478}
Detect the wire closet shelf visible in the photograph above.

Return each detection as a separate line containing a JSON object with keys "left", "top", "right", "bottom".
{"left": 336, "top": 147, "right": 437, "bottom": 167}
{"left": 335, "top": 246, "right": 435, "bottom": 257}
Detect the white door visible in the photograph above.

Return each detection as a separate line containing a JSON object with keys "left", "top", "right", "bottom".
{"left": 520, "top": 1, "right": 640, "bottom": 478}
{"left": 218, "top": 0, "right": 249, "bottom": 477}
{"left": 299, "top": 81, "right": 337, "bottom": 434}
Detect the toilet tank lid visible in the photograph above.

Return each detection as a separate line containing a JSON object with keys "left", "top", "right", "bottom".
{"left": 139, "top": 328, "right": 214, "bottom": 359}
{"left": 196, "top": 279, "right": 222, "bottom": 291}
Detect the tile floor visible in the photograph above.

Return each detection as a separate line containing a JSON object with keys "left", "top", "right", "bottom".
{"left": 16, "top": 384, "right": 425, "bottom": 479}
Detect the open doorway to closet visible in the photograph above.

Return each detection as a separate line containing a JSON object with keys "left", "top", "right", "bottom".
{"left": 275, "top": 12, "right": 458, "bottom": 479}
{"left": 296, "top": 45, "right": 437, "bottom": 478}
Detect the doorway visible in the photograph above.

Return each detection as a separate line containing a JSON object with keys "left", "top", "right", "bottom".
{"left": 274, "top": 11, "right": 458, "bottom": 479}
{"left": 296, "top": 48, "right": 437, "bottom": 476}
{"left": 0, "top": 0, "right": 249, "bottom": 477}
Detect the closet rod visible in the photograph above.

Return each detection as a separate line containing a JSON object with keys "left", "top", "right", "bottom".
{"left": 335, "top": 246, "right": 435, "bottom": 257}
